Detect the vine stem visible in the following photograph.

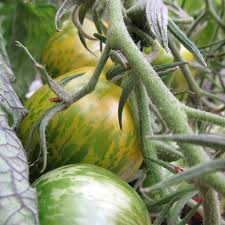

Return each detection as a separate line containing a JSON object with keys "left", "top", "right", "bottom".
{"left": 70, "top": 41, "right": 111, "bottom": 102}
{"left": 183, "top": 105, "right": 225, "bottom": 127}
{"left": 39, "top": 104, "right": 66, "bottom": 173}
{"left": 135, "top": 78, "right": 163, "bottom": 190}
{"left": 199, "top": 186, "right": 221, "bottom": 225}
{"left": 106, "top": 0, "right": 225, "bottom": 206}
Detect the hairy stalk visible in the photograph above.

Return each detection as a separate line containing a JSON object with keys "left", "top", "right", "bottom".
{"left": 199, "top": 186, "right": 221, "bottom": 225}
{"left": 128, "top": 91, "right": 182, "bottom": 162}
{"left": 70, "top": 41, "right": 111, "bottom": 102}
{"left": 39, "top": 104, "right": 66, "bottom": 172}
{"left": 184, "top": 106, "right": 225, "bottom": 127}
{"left": 135, "top": 79, "right": 162, "bottom": 187}
{"left": 148, "top": 97, "right": 168, "bottom": 133}
{"left": 128, "top": 90, "right": 143, "bottom": 149}
{"left": 106, "top": 0, "right": 225, "bottom": 206}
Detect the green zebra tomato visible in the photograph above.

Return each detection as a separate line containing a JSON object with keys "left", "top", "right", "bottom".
{"left": 33, "top": 164, "right": 151, "bottom": 225}
{"left": 18, "top": 67, "right": 142, "bottom": 181}
{"left": 41, "top": 19, "right": 112, "bottom": 77}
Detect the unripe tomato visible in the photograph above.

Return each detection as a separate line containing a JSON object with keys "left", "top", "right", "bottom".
{"left": 18, "top": 67, "right": 142, "bottom": 181}
{"left": 172, "top": 45, "right": 196, "bottom": 92}
{"left": 41, "top": 19, "right": 111, "bottom": 77}
{"left": 33, "top": 164, "right": 151, "bottom": 225}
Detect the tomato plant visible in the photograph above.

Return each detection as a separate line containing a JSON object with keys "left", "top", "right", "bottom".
{"left": 0, "top": 1, "right": 225, "bottom": 225}
{"left": 18, "top": 67, "right": 142, "bottom": 181}
{"left": 33, "top": 164, "right": 151, "bottom": 225}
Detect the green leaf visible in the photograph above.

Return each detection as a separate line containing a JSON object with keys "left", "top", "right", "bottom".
{"left": 146, "top": 0, "right": 169, "bottom": 51}
{"left": 118, "top": 75, "right": 136, "bottom": 129}
{"left": 168, "top": 18, "right": 207, "bottom": 67}
{"left": 7, "top": 1, "right": 56, "bottom": 99}
{"left": 0, "top": 2, "right": 17, "bottom": 43}
{"left": 155, "top": 140, "right": 184, "bottom": 162}
{"left": 154, "top": 61, "right": 187, "bottom": 72}
{"left": 55, "top": 0, "right": 79, "bottom": 30}
{"left": 109, "top": 50, "right": 129, "bottom": 68}
{"left": 0, "top": 108, "right": 39, "bottom": 225}
{"left": 0, "top": 41, "right": 39, "bottom": 223}
{"left": 145, "top": 156, "right": 176, "bottom": 173}
{"left": 106, "top": 64, "right": 126, "bottom": 80}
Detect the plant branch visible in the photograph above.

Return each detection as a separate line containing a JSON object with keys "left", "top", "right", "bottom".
{"left": 199, "top": 186, "right": 221, "bottom": 225}
{"left": 70, "top": 41, "right": 111, "bottom": 102}
{"left": 39, "top": 104, "right": 66, "bottom": 173}
{"left": 15, "top": 41, "right": 73, "bottom": 104}
{"left": 135, "top": 78, "right": 162, "bottom": 186}
{"left": 184, "top": 105, "right": 225, "bottom": 127}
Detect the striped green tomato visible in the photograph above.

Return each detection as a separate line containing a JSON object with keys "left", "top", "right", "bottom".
{"left": 41, "top": 19, "right": 112, "bottom": 78}
{"left": 33, "top": 164, "right": 151, "bottom": 225}
{"left": 18, "top": 67, "right": 142, "bottom": 181}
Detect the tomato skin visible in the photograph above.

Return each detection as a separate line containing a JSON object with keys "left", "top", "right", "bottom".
{"left": 41, "top": 19, "right": 111, "bottom": 77}
{"left": 33, "top": 164, "right": 151, "bottom": 225}
{"left": 18, "top": 67, "right": 142, "bottom": 181}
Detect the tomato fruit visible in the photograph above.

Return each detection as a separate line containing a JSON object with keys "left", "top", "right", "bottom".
{"left": 18, "top": 67, "right": 142, "bottom": 181}
{"left": 41, "top": 19, "right": 111, "bottom": 77}
{"left": 33, "top": 164, "right": 151, "bottom": 225}
{"left": 172, "top": 45, "right": 195, "bottom": 92}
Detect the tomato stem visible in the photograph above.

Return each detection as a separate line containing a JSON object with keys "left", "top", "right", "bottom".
{"left": 200, "top": 186, "right": 220, "bottom": 225}
{"left": 183, "top": 105, "right": 225, "bottom": 127}
{"left": 135, "top": 79, "right": 164, "bottom": 194}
